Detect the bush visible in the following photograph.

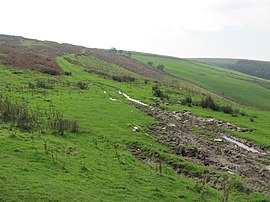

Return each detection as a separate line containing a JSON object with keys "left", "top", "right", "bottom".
{"left": 49, "top": 115, "right": 79, "bottom": 136}
{"left": 36, "top": 80, "right": 47, "bottom": 88}
{"left": 77, "top": 81, "right": 88, "bottom": 90}
{"left": 201, "top": 95, "right": 239, "bottom": 116}
{"left": 112, "top": 75, "right": 135, "bottom": 82}
{"left": 181, "top": 96, "right": 192, "bottom": 105}
{"left": 28, "top": 82, "right": 35, "bottom": 89}
{"left": 201, "top": 95, "right": 217, "bottom": 110}
{"left": 220, "top": 105, "right": 234, "bottom": 114}
{"left": 152, "top": 85, "right": 169, "bottom": 100}
{"left": 0, "top": 97, "right": 37, "bottom": 130}
{"left": 64, "top": 71, "right": 72, "bottom": 76}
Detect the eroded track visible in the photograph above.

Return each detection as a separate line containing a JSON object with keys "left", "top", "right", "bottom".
{"left": 136, "top": 106, "right": 270, "bottom": 195}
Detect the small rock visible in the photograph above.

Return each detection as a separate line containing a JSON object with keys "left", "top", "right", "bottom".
{"left": 133, "top": 126, "right": 140, "bottom": 132}
{"left": 182, "top": 120, "right": 189, "bottom": 124}
{"left": 227, "top": 171, "right": 235, "bottom": 175}
{"left": 167, "top": 123, "right": 176, "bottom": 127}
{"left": 207, "top": 118, "right": 215, "bottom": 122}
{"left": 12, "top": 71, "right": 23, "bottom": 74}
{"left": 44, "top": 98, "right": 51, "bottom": 102}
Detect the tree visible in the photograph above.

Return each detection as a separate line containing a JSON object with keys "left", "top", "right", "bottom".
{"left": 147, "top": 61, "right": 153, "bottom": 66}
{"left": 110, "top": 47, "right": 117, "bottom": 54}
{"left": 157, "top": 64, "right": 165, "bottom": 71}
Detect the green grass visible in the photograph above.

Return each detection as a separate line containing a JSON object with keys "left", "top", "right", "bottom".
{"left": 59, "top": 54, "right": 270, "bottom": 147}
{"left": 67, "top": 54, "right": 141, "bottom": 78}
{"left": 132, "top": 53, "right": 270, "bottom": 110}
{"left": 0, "top": 62, "right": 268, "bottom": 201}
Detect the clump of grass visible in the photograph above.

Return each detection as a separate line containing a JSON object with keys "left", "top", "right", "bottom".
{"left": 0, "top": 94, "right": 79, "bottom": 135}
{"left": 77, "top": 81, "right": 88, "bottom": 90}
{"left": 181, "top": 96, "right": 192, "bottom": 105}
{"left": 152, "top": 85, "right": 169, "bottom": 100}
{"left": 36, "top": 80, "right": 47, "bottom": 88}
{"left": 112, "top": 75, "right": 135, "bottom": 82}
{"left": 48, "top": 112, "right": 79, "bottom": 136}
{"left": 0, "top": 96, "right": 37, "bottom": 130}
{"left": 200, "top": 95, "right": 241, "bottom": 116}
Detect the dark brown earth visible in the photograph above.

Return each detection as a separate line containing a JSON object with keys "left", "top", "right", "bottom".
{"left": 133, "top": 105, "right": 270, "bottom": 195}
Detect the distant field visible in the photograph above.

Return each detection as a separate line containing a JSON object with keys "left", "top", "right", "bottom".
{"left": 191, "top": 58, "right": 270, "bottom": 80}
{"left": 133, "top": 53, "right": 270, "bottom": 110}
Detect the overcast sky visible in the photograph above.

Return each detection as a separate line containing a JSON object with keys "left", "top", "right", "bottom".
{"left": 1, "top": 0, "right": 270, "bottom": 60}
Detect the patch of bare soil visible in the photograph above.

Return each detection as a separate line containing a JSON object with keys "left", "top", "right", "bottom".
{"left": 134, "top": 106, "right": 270, "bottom": 195}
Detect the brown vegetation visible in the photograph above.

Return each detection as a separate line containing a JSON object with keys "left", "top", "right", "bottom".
{"left": 0, "top": 35, "right": 82, "bottom": 75}
{"left": 86, "top": 50, "right": 165, "bottom": 81}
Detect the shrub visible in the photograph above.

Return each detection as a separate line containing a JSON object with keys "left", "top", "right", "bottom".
{"left": 181, "top": 96, "right": 192, "bottom": 105}
{"left": 0, "top": 97, "right": 37, "bottom": 130}
{"left": 64, "top": 71, "right": 72, "bottom": 76}
{"left": 201, "top": 95, "right": 239, "bottom": 116}
{"left": 201, "top": 95, "right": 217, "bottom": 110}
{"left": 152, "top": 85, "right": 169, "bottom": 100}
{"left": 77, "top": 81, "right": 88, "bottom": 90}
{"left": 36, "top": 80, "right": 47, "bottom": 88}
{"left": 28, "top": 82, "right": 35, "bottom": 89}
{"left": 147, "top": 62, "right": 153, "bottom": 66}
{"left": 112, "top": 75, "right": 135, "bottom": 82}
{"left": 220, "top": 105, "right": 234, "bottom": 114}
{"left": 49, "top": 115, "right": 79, "bottom": 136}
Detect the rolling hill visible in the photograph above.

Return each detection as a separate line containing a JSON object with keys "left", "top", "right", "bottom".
{"left": 190, "top": 58, "right": 270, "bottom": 80}
{"left": 132, "top": 53, "right": 270, "bottom": 110}
{"left": 0, "top": 35, "right": 269, "bottom": 201}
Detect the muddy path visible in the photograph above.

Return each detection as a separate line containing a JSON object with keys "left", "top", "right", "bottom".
{"left": 134, "top": 106, "right": 270, "bottom": 195}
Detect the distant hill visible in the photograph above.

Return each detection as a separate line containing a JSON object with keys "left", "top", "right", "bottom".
{"left": 191, "top": 58, "right": 270, "bottom": 80}
{"left": 0, "top": 34, "right": 164, "bottom": 80}
{"left": 133, "top": 53, "right": 270, "bottom": 110}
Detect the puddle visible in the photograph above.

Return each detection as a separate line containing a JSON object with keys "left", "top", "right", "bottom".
{"left": 223, "top": 136, "right": 260, "bottom": 153}
{"left": 109, "top": 98, "right": 118, "bottom": 102}
{"left": 118, "top": 91, "right": 148, "bottom": 106}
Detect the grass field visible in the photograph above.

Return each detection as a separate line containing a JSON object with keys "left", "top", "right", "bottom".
{"left": 59, "top": 54, "right": 270, "bottom": 147}
{"left": 132, "top": 53, "right": 270, "bottom": 110}
{"left": 0, "top": 59, "right": 269, "bottom": 201}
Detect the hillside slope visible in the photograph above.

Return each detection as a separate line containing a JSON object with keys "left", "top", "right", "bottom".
{"left": 191, "top": 58, "right": 270, "bottom": 80}
{"left": 0, "top": 35, "right": 269, "bottom": 201}
{"left": 133, "top": 53, "right": 270, "bottom": 110}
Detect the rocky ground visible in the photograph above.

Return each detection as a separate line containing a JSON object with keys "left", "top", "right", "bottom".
{"left": 133, "top": 105, "right": 270, "bottom": 195}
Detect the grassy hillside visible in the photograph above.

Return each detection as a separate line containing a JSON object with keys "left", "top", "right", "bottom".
{"left": 0, "top": 35, "right": 270, "bottom": 201}
{"left": 1, "top": 63, "right": 266, "bottom": 201}
{"left": 191, "top": 58, "right": 270, "bottom": 80}
{"left": 132, "top": 53, "right": 270, "bottom": 110}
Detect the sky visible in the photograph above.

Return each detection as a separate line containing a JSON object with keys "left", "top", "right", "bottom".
{"left": 1, "top": 0, "right": 270, "bottom": 60}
